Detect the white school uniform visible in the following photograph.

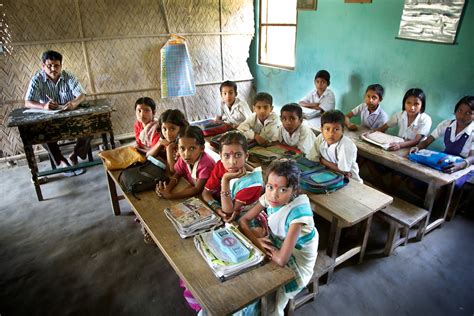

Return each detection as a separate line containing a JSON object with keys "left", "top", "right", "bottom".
{"left": 386, "top": 111, "right": 432, "bottom": 140}
{"left": 431, "top": 119, "right": 474, "bottom": 158}
{"left": 219, "top": 98, "right": 252, "bottom": 126}
{"left": 307, "top": 134, "right": 362, "bottom": 183}
{"left": 299, "top": 88, "right": 335, "bottom": 112}
{"left": 237, "top": 112, "right": 280, "bottom": 142}
{"left": 351, "top": 103, "right": 388, "bottom": 130}
{"left": 277, "top": 123, "right": 316, "bottom": 157}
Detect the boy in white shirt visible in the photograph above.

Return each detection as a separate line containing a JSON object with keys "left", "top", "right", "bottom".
{"left": 345, "top": 84, "right": 388, "bottom": 131}
{"left": 215, "top": 80, "right": 252, "bottom": 128}
{"left": 299, "top": 70, "right": 335, "bottom": 113}
{"left": 238, "top": 92, "right": 280, "bottom": 145}
{"left": 307, "top": 110, "right": 362, "bottom": 182}
{"left": 277, "top": 103, "right": 316, "bottom": 157}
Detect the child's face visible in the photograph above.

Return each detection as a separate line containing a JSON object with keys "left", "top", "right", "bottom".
{"left": 221, "top": 143, "right": 247, "bottom": 173}
{"left": 265, "top": 172, "right": 294, "bottom": 208}
{"left": 455, "top": 103, "right": 474, "bottom": 126}
{"left": 254, "top": 101, "right": 273, "bottom": 122}
{"left": 221, "top": 86, "right": 237, "bottom": 107}
{"left": 281, "top": 111, "right": 302, "bottom": 134}
{"left": 365, "top": 90, "right": 382, "bottom": 112}
{"left": 315, "top": 78, "right": 328, "bottom": 94}
{"left": 161, "top": 122, "right": 180, "bottom": 142}
{"left": 322, "top": 122, "right": 343, "bottom": 145}
{"left": 178, "top": 137, "right": 203, "bottom": 165}
{"left": 404, "top": 96, "right": 423, "bottom": 117}
{"left": 136, "top": 104, "right": 154, "bottom": 125}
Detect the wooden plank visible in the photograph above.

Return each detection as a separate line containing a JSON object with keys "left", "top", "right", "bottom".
{"left": 108, "top": 170, "right": 294, "bottom": 315}
{"left": 380, "top": 196, "right": 428, "bottom": 227}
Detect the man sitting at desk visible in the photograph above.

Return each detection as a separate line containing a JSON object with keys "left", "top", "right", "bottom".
{"left": 24, "top": 50, "right": 88, "bottom": 176}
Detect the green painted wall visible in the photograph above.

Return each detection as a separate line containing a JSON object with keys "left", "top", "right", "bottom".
{"left": 249, "top": 0, "right": 474, "bottom": 140}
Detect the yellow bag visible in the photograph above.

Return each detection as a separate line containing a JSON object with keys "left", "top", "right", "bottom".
{"left": 98, "top": 146, "right": 146, "bottom": 170}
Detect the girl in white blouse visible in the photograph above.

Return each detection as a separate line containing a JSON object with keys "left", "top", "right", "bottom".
{"left": 377, "top": 88, "right": 432, "bottom": 151}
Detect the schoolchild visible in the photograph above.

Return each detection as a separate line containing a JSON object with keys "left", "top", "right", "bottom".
{"left": 155, "top": 126, "right": 215, "bottom": 199}
{"left": 277, "top": 103, "right": 316, "bottom": 157}
{"left": 148, "top": 109, "right": 189, "bottom": 165}
{"left": 377, "top": 88, "right": 432, "bottom": 151}
{"left": 299, "top": 69, "right": 335, "bottom": 113}
{"left": 202, "top": 131, "right": 264, "bottom": 222}
{"left": 345, "top": 84, "right": 388, "bottom": 131}
{"left": 238, "top": 92, "right": 280, "bottom": 145}
{"left": 134, "top": 97, "right": 160, "bottom": 155}
{"left": 307, "top": 110, "right": 362, "bottom": 182}
{"left": 239, "top": 159, "right": 318, "bottom": 316}
{"left": 215, "top": 80, "right": 252, "bottom": 128}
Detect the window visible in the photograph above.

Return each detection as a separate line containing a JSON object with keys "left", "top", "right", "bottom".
{"left": 258, "top": 0, "right": 297, "bottom": 70}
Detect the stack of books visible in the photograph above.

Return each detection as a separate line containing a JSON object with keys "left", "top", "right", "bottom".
{"left": 194, "top": 224, "right": 265, "bottom": 281}
{"left": 164, "top": 197, "right": 222, "bottom": 238}
{"left": 302, "top": 107, "right": 321, "bottom": 119}
{"left": 249, "top": 144, "right": 302, "bottom": 164}
{"left": 361, "top": 131, "right": 404, "bottom": 150}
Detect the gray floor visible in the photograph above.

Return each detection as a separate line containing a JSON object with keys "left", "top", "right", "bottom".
{"left": 0, "top": 160, "right": 473, "bottom": 316}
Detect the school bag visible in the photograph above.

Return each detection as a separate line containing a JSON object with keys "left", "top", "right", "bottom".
{"left": 408, "top": 149, "right": 464, "bottom": 171}
{"left": 119, "top": 160, "right": 167, "bottom": 198}
{"left": 296, "top": 157, "right": 349, "bottom": 194}
{"left": 191, "top": 118, "right": 233, "bottom": 137}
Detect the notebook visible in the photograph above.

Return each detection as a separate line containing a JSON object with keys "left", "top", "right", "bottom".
{"left": 361, "top": 131, "right": 404, "bottom": 150}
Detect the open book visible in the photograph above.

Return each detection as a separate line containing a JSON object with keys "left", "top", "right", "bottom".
{"left": 361, "top": 131, "right": 404, "bottom": 150}
{"left": 165, "top": 197, "right": 222, "bottom": 238}
{"left": 194, "top": 224, "right": 265, "bottom": 281}
{"left": 249, "top": 144, "right": 302, "bottom": 163}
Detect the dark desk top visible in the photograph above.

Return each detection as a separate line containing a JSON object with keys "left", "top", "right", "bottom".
{"left": 7, "top": 100, "right": 112, "bottom": 127}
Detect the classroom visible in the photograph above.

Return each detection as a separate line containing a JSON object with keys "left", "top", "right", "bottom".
{"left": 1, "top": 0, "right": 473, "bottom": 315}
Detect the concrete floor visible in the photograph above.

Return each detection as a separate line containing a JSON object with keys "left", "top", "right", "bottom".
{"left": 0, "top": 159, "right": 473, "bottom": 316}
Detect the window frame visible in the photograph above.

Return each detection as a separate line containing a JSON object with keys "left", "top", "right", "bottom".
{"left": 258, "top": 0, "right": 298, "bottom": 70}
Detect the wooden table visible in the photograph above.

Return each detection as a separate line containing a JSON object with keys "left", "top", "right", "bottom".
{"left": 7, "top": 100, "right": 114, "bottom": 201}
{"left": 342, "top": 127, "right": 473, "bottom": 234}
{"left": 104, "top": 168, "right": 295, "bottom": 315}
{"left": 306, "top": 180, "right": 392, "bottom": 274}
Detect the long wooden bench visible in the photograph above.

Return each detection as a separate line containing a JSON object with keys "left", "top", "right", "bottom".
{"left": 285, "top": 251, "right": 335, "bottom": 315}
{"left": 378, "top": 196, "right": 428, "bottom": 256}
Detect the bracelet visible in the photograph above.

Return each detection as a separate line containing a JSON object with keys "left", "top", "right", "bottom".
{"left": 220, "top": 191, "right": 231, "bottom": 197}
{"left": 464, "top": 159, "right": 471, "bottom": 169}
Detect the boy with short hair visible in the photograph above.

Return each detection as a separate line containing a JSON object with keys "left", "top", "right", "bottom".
{"left": 299, "top": 69, "right": 335, "bottom": 113}
{"left": 345, "top": 84, "right": 388, "bottom": 131}
{"left": 277, "top": 103, "right": 316, "bottom": 157}
{"left": 215, "top": 80, "right": 252, "bottom": 128}
{"left": 307, "top": 110, "right": 362, "bottom": 182}
{"left": 238, "top": 92, "right": 280, "bottom": 145}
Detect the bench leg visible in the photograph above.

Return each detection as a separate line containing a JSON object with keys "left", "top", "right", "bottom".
{"left": 401, "top": 227, "right": 409, "bottom": 246}
{"left": 105, "top": 170, "right": 121, "bottom": 215}
{"left": 416, "top": 216, "right": 428, "bottom": 241}
{"left": 359, "top": 215, "right": 373, "bottom": 263}
{"left": 384, "top": 221, "right": 398, "bottom": 256}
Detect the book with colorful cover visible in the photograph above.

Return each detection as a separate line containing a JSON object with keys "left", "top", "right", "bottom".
{"left": 194, "top": 224, "right": 265, "bottom": 281}
{"left": 249, "top": 144, "right": 302, "bottom": 163}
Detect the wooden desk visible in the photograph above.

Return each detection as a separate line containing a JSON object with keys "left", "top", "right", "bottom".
{"left": 306, "top": 180, "right": 392, "bottom": 273}
{"left": 343, "top": 127, "right": 473, "bottom": 234}
{"left": 7, "top": 100, "right": 114, "bottom": 201}
{"left": 104, "top": 169, "right": 295, "bottom": 315}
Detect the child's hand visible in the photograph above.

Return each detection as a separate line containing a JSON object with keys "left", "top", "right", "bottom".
{"left": 215, "top": 208, "right": 233, "bottom": 221}
{"left": 254, "top": 134, "right": 268, "bottom": 145}
{"left": 409, "top": 146, "right": 419, "bottom": 154}
{"left": 222, "top": 168, "right": 246, "bottom": 181}
{"left": 155, "top": 181, "right": 172, "bottom": 199}
{"left": 257, "top": 236, "right": 276, "bottom": 257}
{"left": 442, "top": 161, "right": 465, "bottom": 174}
{"left": 158, "top": 138, "right": 170, "bottom": 147}
{"left": 347, "top": 124, "right": 358, "bottom": 131}
{"left": 343, "top": 171, "right": 352, "bottom": 178}
{"left": 388, "top": 142, "right": 401, "bottom": 151}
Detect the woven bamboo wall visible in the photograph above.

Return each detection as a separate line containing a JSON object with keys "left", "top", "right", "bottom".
{"left": 0, "top": 0, "right": 255, "bottom": 158}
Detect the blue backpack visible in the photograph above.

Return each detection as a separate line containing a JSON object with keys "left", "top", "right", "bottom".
{"left": 296, "top": 157, "right": 349, "bottom": 194}
{"left": 408, "top": 149, "right": 464, "bottom": 171}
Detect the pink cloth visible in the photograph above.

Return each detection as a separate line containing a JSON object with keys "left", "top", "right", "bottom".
{"left": 174, "top": 152, "right": 215, "bottom": 185}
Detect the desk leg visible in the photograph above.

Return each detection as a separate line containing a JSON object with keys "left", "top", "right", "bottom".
{"left": 24, "top": 144, "right": 43, "bottom": 201}
{"left": 425, "top": 181, "right": 454, "bottom": 234}
{"left": 105, "top": 170, "right": 121, "bottom": 215}
{"left": 359, "top": 215, "right": 373, "bottom": 264}
{"left": 110, "top": 131, "right": 115, "bottom": 149}
{"left": 102, "top": 133, "right": 110, "bottom": 150}
{"left": 326, "top": 217, "right": 341, "bottom": 280}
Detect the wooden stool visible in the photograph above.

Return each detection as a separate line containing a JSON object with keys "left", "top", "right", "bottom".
{"left": 378, "top": 197, "right": 428, "bottom": 256}
{"left": 285, "top": 251, "right": 334, "bottom": 316}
